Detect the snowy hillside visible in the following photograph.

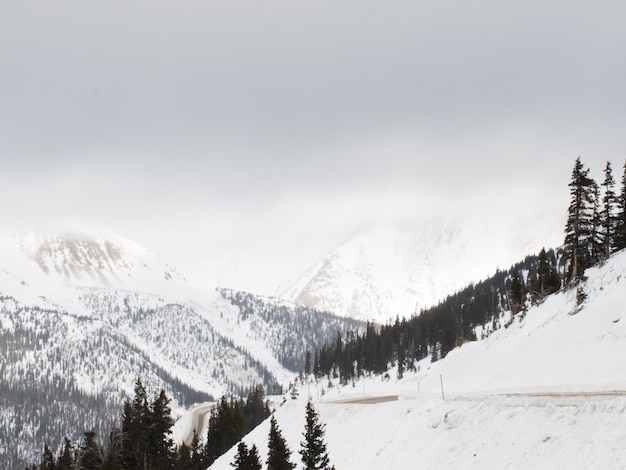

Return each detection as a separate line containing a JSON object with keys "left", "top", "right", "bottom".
{"left": 210, "top": 249, "right": 626, "bottom": 469}
{"left": 283, "top": 218, "right": 556, "bottom": 323}
{"left": 6, "top": 226, "right": 188, "bottom": 297}
{"left": 0, "top": 227, "right": 360, "bottom": 468}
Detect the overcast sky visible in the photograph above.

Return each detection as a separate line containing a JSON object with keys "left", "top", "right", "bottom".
{"left": 1, "top": 1, "right": 625, "bottom": 291}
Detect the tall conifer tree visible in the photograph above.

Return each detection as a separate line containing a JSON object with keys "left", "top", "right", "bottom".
{"left": 267, "top": 415, "right": 295, "bottom": 470}
{"left": 149, "top": 389, "right": 174, "bottom": 468}
{"left": 615, "top": 160, "right": 626, "bottom": 251}
{"left": 300, "top": 401, "right": 335, "bottom": 470}
{"left": 40, "top": 444, "right": 56, "bottom": 470}
{"left": 231, "top": 442, "right": 262, "bottom": 470}
{"left": 76, "top": 431, "right": 103, "bottom": 469}
{"left": 57, "top": 437, "right": 75, "bottom": 470}
{"left": 600, "top": 161, "right": 618, "bottom": 258}
{"left": 564, "top": 157, "right": 596, "bottom": 282}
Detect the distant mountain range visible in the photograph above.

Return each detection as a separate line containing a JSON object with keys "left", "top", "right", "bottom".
{"left": 0, "top": 215, "right": 561, "bottom": 467}
{"left": 0, "top": 226, "right": 360, "bottom": 468}
{"left": 280, "top": 217, "right": 560, "bottom": 322}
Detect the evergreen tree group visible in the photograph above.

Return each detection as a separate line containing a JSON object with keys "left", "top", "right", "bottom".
{"left": 231, "top": 402, "right": 331, "bottom": 470}
{"left": 308, "top": 158, "right": 626, "bottom": 384}
{"left": 231, "top": 442, "right": 263, "bottom": 470}
{"left": 30, "top": 379, "right": 271, "bottom": 470}
{"left": 564, "top": 158, "right": 626, "bottom": 282}
{"left": 309, "top": 250, "right": 563, "bottom": 383}
{"left": 205, "top": 384, "right": 271, "bottom": 466}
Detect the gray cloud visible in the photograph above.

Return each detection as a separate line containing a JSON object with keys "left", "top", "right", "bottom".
{"left": 1, "top": 0, "right": 625, "bottom": 288}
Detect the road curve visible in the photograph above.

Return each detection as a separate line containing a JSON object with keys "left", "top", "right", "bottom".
{"left": 182, "top": 402, "right": 215, "bottom": 445}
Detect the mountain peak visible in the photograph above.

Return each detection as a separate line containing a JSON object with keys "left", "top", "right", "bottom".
{"left": 281, "top": 218, "right": 553, "bottom": 322}
{"left": 11, "top": 224, "right": 185, "bottom": 293}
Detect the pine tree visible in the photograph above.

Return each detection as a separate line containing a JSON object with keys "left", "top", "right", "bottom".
{"left": 205, "top": 395, "right": 246, "bottom": 465}
{"left": 101, "top": 429, "right": 123, "bottom": 470}
{"left": 244, "top": 385, "right": 269, "bottom": 434}
{"left": 530, "top": 248, "right": 561, "bottom": 302}
{"left": 149, "top": 388, "right": 175, "bottom": 468}
{"left": 590, "top": 180, "right": 603, "bottom": 264}
{"left": 615, "top": 160, "right": 626, "bottom": 251}
{"left": 121, "top": 377, "right": 151, "bottom": 468}
{"left": 57, "top": 437, "right": 75, "bottom": 470}
{"left": 564, "top": 157, "right": 597, "bottom": 282}
{"left": 300, "top": 401, "right": 335, "bottom": 470}
{"left": 76, "top": 430, "right": 103, "bottom": 469}
{"left": 396, "top": 339, "right": 405, "bottom": 379}
{"left": 189, "top": 429, "right": 205, "bottom": 470}
{"left": 176, "top": 441, "right": 192, "bottom": 469}
{"left": 267, "top": 415, "right": 295, "bottom": 470}
{"left": 508, "top": 270, "right": 525, "bottom": 315}
{"left": 313, "top": 350, "right": 321, "bottom": 379}
{"left": 39, "top": 444, "right": 56, "bottom": 470}
{"left": 231, "top": 442, "right": 262, "bottom": 470}
{"left": 304, "top": 351, "right": 312, "bottom": 377}
{"left": 600, "top": 161, "right": 618, "bottom": 259}
{"left": 120, "top": 399, "right": 136, "bottom": 468}
{"left": 231, "top": 442, "right": 250, "bottom": 469}
{"left": 247, "top": 445, "right": 262, "bottom": 470}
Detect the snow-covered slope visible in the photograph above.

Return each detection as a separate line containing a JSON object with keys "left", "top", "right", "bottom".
{"left": 283, "top": 218, "right": 553, "bottom": 323}
{"left": 210, "top": 249, "right": 626, "bottom": 469}
{"left": 0, "top": 226, "right": 360, "bottom": 468}
{"left": 6, "top": 226, "right": 187, "bottom": 296}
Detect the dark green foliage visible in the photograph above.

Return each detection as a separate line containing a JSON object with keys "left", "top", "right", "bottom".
{"left": 304, "top": 351, "right": 312, "bottom": 377}
{"left": 101, "top": 429, "right": 123, "bottom": 470}
{"left": 564, "top": 157, "right": 598, "bottom": 282}
{"left": 176, "top": 441, "right": 192, "bottom": 469}
{"left": 309, "top": 248, "right": 566, "bottom": 380}
{"left": 149, "top": 389, "right": 175, "bottom": 467}
{"left": 247, "top": 444, "right": 262, "bottom": 470}
{"left": 120, "top": 378, "right": 151, "bottom": 468}
{"left": 57, "top": 437, "right": 75, "bottom": 470}
{"left": 508, "top": 270, "right": 526, "bottom": 315}
{"left": 76, "top": 430, "right": 103, "bottom": 469}
{"left": 31, "top": 378, "right": 180, "bottom": 470}
{"left": 601, "top": 161, "right": 618, "bottom": 259}
{"left": 219, "top": 288, "right": 365, "bottom": 373}
{"left": 174, "top": 429, "right": 203, "bottom": 470}
{"left": 206, "top": 396, "right": 245, "bottom": 464}
{"left": 267, "top": 415, "right": 296, "bottom": 470}
{"left": 307, "top": 159, "right": 626, "bottom": 383}
{"left": 615, "top": 160, "right": 626, "bottom": 251}
{"left": 529, "top": 248, "right": 561, "bottom": 303}
{"left": 189, "top": 429, "right": 204, "bottom": 469}
{"left": 300, "top": 401, "right": 334, "bottom": 470}
{"left": 40, "top": 444, "right": 56, "bottom": 470}
{"left": 231, "top": 442, "right": 250, "bottom": 469}
{"left": 204, "top": 385, "right": 271, "bottom": 466}
{"left": 231, "top": 442, "right": 262, "bottom": 470}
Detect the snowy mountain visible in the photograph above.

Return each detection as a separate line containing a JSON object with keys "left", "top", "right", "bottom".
{"left": 0, "top": 227, "right": 361, "bottom": 468}
{"left": 209, "top": 248, "right": 626, "bottom": 469}
{"left": 282, "top": 217, "right": 559, "bottom": 323}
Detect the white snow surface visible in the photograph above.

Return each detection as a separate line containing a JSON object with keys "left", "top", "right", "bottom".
{"left": 209, "top": 249, "right": 626, "bottom": 469}
{"left": 0, "top": 226, "right": 297, "bottom": 400}
{"left": 282, "top": 217, "right": 556, "bottom": 323}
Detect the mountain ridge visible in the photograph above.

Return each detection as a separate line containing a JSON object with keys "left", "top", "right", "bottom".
{"left": 281, "top": 217, "right": 558, "bottom": 322}
{"left": 209, "top": 248, "right": 626, "bottom": 470}
{"left": 0, "top": 225, "right": 361, "bottom": 468}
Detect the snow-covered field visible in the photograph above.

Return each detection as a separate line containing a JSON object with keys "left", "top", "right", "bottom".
{"left": 206, "top": 250, "right": 626, "bottom": 469}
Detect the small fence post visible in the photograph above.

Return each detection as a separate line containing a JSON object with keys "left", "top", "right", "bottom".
{"left": 440, "top": 375, "right": 445, "bottom": 400}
